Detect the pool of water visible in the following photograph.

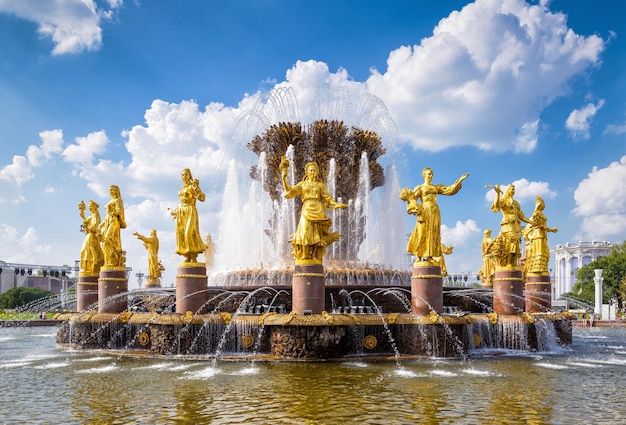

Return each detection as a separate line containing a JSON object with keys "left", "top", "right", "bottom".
{"left": 1, "top": 326, "right": 625, "bottom": 424}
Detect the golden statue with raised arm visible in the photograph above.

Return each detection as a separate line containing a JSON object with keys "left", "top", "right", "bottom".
{"left": 171, "top": 168, "right": 207, "bottom": 263}
{"left": 280, "top": 156, "right": 347, "bottom": 263}
{"left": 99, "top": 185, "right": 126, "bottom": 268}
{"left": 524, "top": 196, "right": 557, "bottom": 275}
{"left": 134, "top": 229, "right": 162, "bottom": 284}
{"left": 78, "top": 200, "right": 104, "bottom": 275}
{"left": 400, "top": 167, "right": 469, "bottom": 265}
{"left": 489, "top": 184, "right": 531, "bottom": 268}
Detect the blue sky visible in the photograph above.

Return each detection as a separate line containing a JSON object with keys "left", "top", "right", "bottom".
{"left": 1, "top": 0, "right": 625, "bottom": 288}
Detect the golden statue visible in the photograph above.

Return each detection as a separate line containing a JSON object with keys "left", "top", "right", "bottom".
{"left": 279, "top": 157, "right": 347, "bottom": 263}
{"left": 171, "top": 168, "right": 207, "bottom": 263}
{"left": 478, "top": 229, "right": 495, "bottom": 286}
{"left": 134, "top": 229, "right": 162, "bottom": 284}
{"left": 204, "top": 233, "right": 216, "bottom": 269}
{"left": 99, "top": 184, "right": 126, "bottom": 268}
{"left": 489, "top": 184, "right": 531, "bottom": 268}
{"left": 438, "top": 244, "right": 454, "bottom": 276}
{"left": 523, "top": 196, "right": 557, "bottom": 276}
{"left": 400, "top": 167, "right": 469, "bottom": 265}
{"left": 78, "top": 200, "right": 104, "bottom": 275}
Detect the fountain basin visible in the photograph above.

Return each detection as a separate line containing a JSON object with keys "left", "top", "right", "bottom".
{"left": 55, "top": 311, "right": 573, "bottom": 360}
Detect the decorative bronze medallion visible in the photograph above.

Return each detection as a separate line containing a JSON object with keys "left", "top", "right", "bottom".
{"left": 138, "top": 332, "right": 150, "bottom": 347}
{"left": 363, "top": 335, "right": 377, "bottom": 350}
{"left": 240, "top": 334, "right": 254, "bottom": 348}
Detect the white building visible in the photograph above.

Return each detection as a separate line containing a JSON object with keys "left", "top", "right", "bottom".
{"left": 552, "top": 241, "right": 613, "bottom": 300}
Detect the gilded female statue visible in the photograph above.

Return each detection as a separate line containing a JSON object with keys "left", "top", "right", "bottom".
{"left": 524, "top": 196, "right": 557, "bottom": 275}
{"left": 490, "top": 184, "right": 531, "bottom": 267}
{"left": 99, "top": 185, "right": 126, "bottom": 268}
{"left": 171, "top": 168, "right": 207, "bottom": 263}
{"left": 280, "top": 157, "right": 347, "bottom": 262}
{"left": 134, "top": 229, "right": 161, "bottom": 281}
{"left": 400, "top": 167, "right": 469, "bottom": 264}
{"left": 478, "top": 229, "right": 495, "bottom": 285}
{"left": 78, "top": 200, "right": 104, "bottom": 275}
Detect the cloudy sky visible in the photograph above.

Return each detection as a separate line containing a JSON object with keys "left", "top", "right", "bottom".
{"left": 1, "top": 0, "right": 625, "bottom": 288}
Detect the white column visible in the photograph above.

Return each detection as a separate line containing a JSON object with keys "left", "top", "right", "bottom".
{"left": 594, "top": 269, "right": 603, "bottom": 316}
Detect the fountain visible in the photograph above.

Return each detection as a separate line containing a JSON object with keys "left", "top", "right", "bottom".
{"left": 56, "top": 87, "right": 573, "bottom": 360}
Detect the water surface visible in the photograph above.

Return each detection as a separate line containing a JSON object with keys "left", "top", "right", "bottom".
{"left": 1, "top": 326, "right": 625, "bottom": 424}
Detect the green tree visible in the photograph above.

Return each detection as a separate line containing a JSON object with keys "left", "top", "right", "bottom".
{"left": 0, "top": 287, "right": 55, "bottom": 310}
{"left": 571, "top": 241, "right": 626, "bottom": 307}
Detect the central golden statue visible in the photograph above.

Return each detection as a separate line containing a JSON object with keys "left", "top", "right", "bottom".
{"left": 280, "top": 157, "right": 347, "bottom": 263}
{"left": 400, "top": 167, "right": 469, "bottom": 265}
{"left": 171, "top": 168, "right": 208, "bottom": 263}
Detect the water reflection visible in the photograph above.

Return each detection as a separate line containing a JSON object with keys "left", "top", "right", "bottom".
{"left": 1, "top": 326, "right": 625, "bottom": 423}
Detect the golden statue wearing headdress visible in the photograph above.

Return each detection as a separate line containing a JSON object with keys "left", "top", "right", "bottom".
{"left": 171, "top": 168, "right": 207, "bottom": 263}
{"left": 100, "top": 184, "right": 126, "bottom": 268}
{"left": 78, "top": 200, "right": 104, "bottom": 275}
{"left": 280, "top": 157, "right": 347, "bottom": 262}
{"left": 400, "top": 167, "right": 469, "bottom": 265}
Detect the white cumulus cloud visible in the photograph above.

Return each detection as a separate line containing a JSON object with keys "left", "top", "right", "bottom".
{"left": 62, "top": 130, "right": 109, "bottom": 164}
{"left": 565, "top": 99, "right": 605, "bottom": 139}
{"left": 0, "top": 0, "right": 122, "bottom": 55}
{"left": 573, "top": 156, "right": 626, "bottom": 233}
{"left": 366, "top": 0, "right": 604, "bottom": 152}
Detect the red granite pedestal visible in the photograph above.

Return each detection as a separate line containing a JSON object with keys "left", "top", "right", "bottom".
{"left": 525, "top": 273, "right": 552, "bottom": 313}
{"left": 176, "top": 263, "right": 208, "bottom": 315}
{"left": 292, "top": 263, "right": 325, "bottom": 314}
{"left": 77, "top": 274, "right": 99, "bottom": 311}
{"left": 493, "top": 267, "right": 524, "bottom": 315}
{"left": 411, "top": 263, "right": 443, "bottom": 315}
{"left": 98, "top": 268, "right": 128, "bottom": 314}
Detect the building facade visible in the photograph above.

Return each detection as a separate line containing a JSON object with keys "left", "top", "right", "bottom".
{"left": 552, "top": 241, "right": 613, "bottom": 300}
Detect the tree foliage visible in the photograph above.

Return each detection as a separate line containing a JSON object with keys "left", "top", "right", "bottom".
{"left": 0, "top": 287, "right": 55, "bottom": 310}
{"left": 572, "top": 241, "right": 626, "bottom": 307}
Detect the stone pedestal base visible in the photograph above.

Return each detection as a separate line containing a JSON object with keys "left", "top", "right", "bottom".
{"left": 176, "top": 263, "right": 208, "bottom": 314}
{"left": 411, "top": 264, "right": 443, "bottom": 315}
{"left": 98, "top": 268, "right": 128, "bottom": 314}
{"left": 292, "top": 263, "right": 325, "bottom": 314}
{"left": 525, "top": 274, "right": 552, "bottom": 313}
{"left": 493, "top": 268, "right": 524, "bottom": 315}
{"left": 77, "top": 275, "right": 99, "bottom": 312}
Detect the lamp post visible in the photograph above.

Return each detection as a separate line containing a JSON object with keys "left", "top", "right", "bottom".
{"left": 594, "top": 269, "right": 603, "bottom": 317}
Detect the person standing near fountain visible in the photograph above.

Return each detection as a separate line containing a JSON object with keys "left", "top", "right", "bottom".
{"left": 134, "top": 229, "right": 162, "bottom": 287}
{"left": 97, "top": 184, "right": 128, "bottom": 313}
{"left": 279, "top": 157, "right": 347, "bottom": 263}
{"left": 171, "top": 168, "right": 208, "bottom": 263}
{"left": 401, "top": 167, "right": 469, "bottom": 264}
{"left": 171, "top": 168, "right": 209, "bottom": 314}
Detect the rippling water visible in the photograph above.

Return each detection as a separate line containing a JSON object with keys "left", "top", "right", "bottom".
{"left": 1, "top": 326, "right": 625, "bottom": 424}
